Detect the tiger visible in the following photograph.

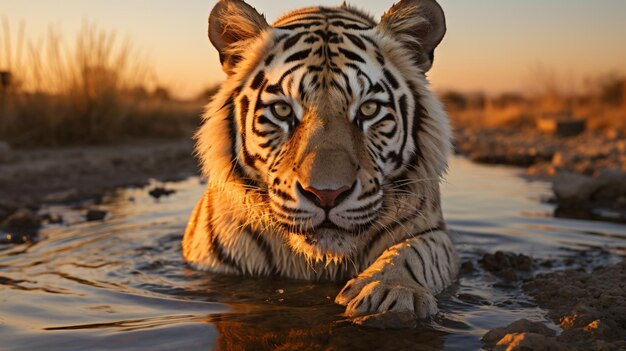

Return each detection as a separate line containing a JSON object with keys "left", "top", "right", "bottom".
{"left": 183, "top": 0, "right": 459, "bottom": 320}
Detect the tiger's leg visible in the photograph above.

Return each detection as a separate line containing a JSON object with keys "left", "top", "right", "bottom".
{"left": 335, "top": 230, "right": 459, "bottom": 319}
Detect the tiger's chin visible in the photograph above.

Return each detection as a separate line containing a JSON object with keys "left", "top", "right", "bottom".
{"left": 286, "top": 227, "right": 361, "bottom": 263}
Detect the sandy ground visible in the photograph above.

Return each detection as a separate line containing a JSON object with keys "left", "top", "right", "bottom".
{"left": 0, "top": 139, "right": 198, "bottom": 221}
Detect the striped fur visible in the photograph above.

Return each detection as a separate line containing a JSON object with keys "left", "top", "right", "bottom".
{"left": 184, "top": 0, "right": 459, "bottom": 319}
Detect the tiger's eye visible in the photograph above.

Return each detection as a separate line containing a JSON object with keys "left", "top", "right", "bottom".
{"left": 271, "top": 102, "right": 293, "bottom": 119}
{"left": 359, "top": 101, "right": 380, "bottom": 118}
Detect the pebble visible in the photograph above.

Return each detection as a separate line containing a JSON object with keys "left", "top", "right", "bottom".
{"left": 148, "top": 187, "right": 176, "bottom": 199}
{"left": 85, "top": 209, "right": 107, "bottom": 221}
{"left": 1, "top": 208, "right": 41, "bottom": 233}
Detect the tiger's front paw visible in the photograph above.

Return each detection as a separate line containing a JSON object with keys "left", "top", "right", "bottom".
{"left": 335, "top": 279, "right": 438, "bottom": 319}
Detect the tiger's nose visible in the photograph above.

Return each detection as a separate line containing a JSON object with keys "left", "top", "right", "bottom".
{"left": 297, "top": 182, "right": 354, "bottom": 210}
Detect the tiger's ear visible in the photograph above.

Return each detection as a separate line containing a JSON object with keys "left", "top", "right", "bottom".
{"left": 209, "top": 0, "right": 269, "bottom": 75}
{"left": 379, "top": 0, "right": 446, "bottom": 72}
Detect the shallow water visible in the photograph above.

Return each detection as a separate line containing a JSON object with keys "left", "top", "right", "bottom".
{"left": 1, "top": 156, "right": 625, "bottom": 351}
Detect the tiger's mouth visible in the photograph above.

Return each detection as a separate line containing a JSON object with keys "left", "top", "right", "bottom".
{"left": 276, "top": 213, "right": 378, "bottom": 259}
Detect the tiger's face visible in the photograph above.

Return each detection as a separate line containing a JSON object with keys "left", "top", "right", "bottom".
{"left": 200, "top": 0, "right": 450, "bottom": 261}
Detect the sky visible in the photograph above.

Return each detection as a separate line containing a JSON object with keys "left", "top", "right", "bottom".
{"left": 2, "top": 0, "right": 626, "bottom": 98}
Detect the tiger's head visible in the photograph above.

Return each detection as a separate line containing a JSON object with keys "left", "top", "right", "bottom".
{"left": 197, "top": 0, "right": 451, "bottom": 262}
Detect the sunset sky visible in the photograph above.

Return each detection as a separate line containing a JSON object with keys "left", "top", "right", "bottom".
{"left": 3, "top": 0, "right": 626, "bottom": 98}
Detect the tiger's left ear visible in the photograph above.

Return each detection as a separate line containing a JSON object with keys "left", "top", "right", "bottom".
{"left": 379, "top": 0, "right": 446, "bottom": 72}
{"left": 209, "top": 0, "right": 269, "bottom": 75}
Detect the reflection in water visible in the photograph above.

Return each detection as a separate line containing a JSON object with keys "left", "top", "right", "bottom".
{"left": 0, "top": 157, "right": 625, "bottom": 351}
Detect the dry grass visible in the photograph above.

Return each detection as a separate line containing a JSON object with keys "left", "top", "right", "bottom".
{"left": 443, "top": 69, "right": 626, "bottom": 133}
{"left": 0, "top": 19, "right": 203, "bottom": 147}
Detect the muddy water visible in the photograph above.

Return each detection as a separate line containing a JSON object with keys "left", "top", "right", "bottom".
{"left": 1, "top": 157, "right": 625, "bottom": 351}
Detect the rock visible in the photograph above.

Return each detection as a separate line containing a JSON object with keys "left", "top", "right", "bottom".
{"left": 479, "top": 251, "right": 532, "bottom": 280}
{"left": 523, "top": 260, "right": 626, "bottom": 349}
{"left": 552, "top": 172, "right": 598, "bottom": 203}
{"left": 460, "top": 261, "right": 475, "bottom": 274}
{"left": 85, "top": 209, "right": 107, "bottom": 221}
{"left": 41, "top": 213, "right": 64, "bottom": 225}
{"left": 482, "top": 319, "right": 556, "bottom": 347}
{"left": 148, "top": 187, "right": 176, "bottom": 199}
{"left": 594, "top": 169, "right": 626, "bottom": 202}
{"left": 0, "top": 208, "right": 41, "bottom": 233}
{"left": 351, "top": 310, "right": 418, "bottom": 329}
{"left": 492, "top": 332, "right": 567, "bottom": 351}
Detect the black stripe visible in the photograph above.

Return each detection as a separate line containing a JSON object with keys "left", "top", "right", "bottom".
{"left": 409, "top": 87, "right": 427, "bottom": 165}
{"left": 326, "top": 14, "right": 373, "bottom": 27}
{"left": 346, "top": 63, "right": 373, "bottom": 88}
{"left": 377, "top": 288, "right": 391, "bottom": 310}
{"left": 376, "top": 52, "right": 385, "bottom": 65}
{"left": 244, "top": 226, "right": 277, "bottom": 275}
{"left": 344, "top": 33, "right": 366, "bottom": 50}
{"left": 383, "top": 69, "right": 399, "bottom": 90}
{"left": 364, "top": 223, "right": 442, "bottom": 261}
{"left": 271, "top": 209, "right": 312, "bottom": 222}
{"left": 338, "top": 47, "right": 365, "bottom": 63}
{"left": 250, "top": 71, "right": 265, "bottom": 90}
{"left": 409, "top": 245, "right": 428, "bottom": 285}
{"left": 359, "top": 35, "right": 379, "bottom": 50}
{"left": 368, "top": 83, "right": 384, "bottom": 94}
{"left": 397, "top": 94, "right": 409, "bottom": 167}
{"left": 283, "top": 32, "right": 308, "bottom": 51}
{"left": 423, "top": 238, "right": 444, "bottom": 288}
{"left": 258, "top": 138, "right": 277, "bottom": 149}
{"left": 223, "top": 92, "right": 252, "bottom": 183}
{"left": 285, "top": 49, "right": 312, "bottom": 63}
{"left": 345, "top": 199, "right": 382, "bottom": 213}
{"left": 377, "top": 114, "right": 398, "bottom": 139}
{"left": 330, "top": 79, "right": 349, "bottom": 102}
{"left": 265, "top": 84, "right": 283, "bottom": 95}
{"left": 404, "top": 259, "right": 425, "bottom": 287}
{"left": 276, "top": 21, "right": 323, "bottom": 30}
{"left": 204, "top": 195, "right": 241, "bottom": 272}
{"left": 283, "top": 15, "right": 325, "bottom": 22}
{"left": 340, "top": 71, "right": 353, "bottom": 97}
{"left": 272, "top": 189, "right": 295, "bottom": 202}
{"left": 427, "top": 236, "right": 451, "bottom": 278}
{"left": 238, "top": 96, "right": 256, "bottom": 168}
{"left": 330, "top": 21, "right": 370, "bottom": 30}
{"left": 357, "top": 185, "right": 380, "bottom": 201}
{"left": 278, "top": 64, "right": 304, "bottom": 87}
{"left": 304, "top": 36, "right": 319, "bottom": 44}
{"left": 252, "top": 115, "right": 279, "bottom": 138}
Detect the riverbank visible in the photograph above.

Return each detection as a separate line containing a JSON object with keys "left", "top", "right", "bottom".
{"left": 455, "top": 127, "right": 626, "bottom": 222}
{"left": 0, "top": 138, "right": 198, "bottom": 226}
{"left": 482, "top": 257, "right": 626, "bottom": 351}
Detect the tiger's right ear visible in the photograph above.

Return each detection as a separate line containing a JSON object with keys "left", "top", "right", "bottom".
{"left": 209, "top": 0, "right": 269, "bottom": 75}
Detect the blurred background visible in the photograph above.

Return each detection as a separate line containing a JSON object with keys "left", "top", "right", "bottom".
{"left": 1, "top": 0, "right": 625, "bottom": 218}
{"left": 2, "top": 0, "right": 626, "bottom": 144}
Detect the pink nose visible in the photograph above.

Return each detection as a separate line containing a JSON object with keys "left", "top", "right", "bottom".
{"left": 301, "top": 185, "right": 352, "bottom": 209}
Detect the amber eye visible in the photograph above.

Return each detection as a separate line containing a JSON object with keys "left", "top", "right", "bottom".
{"left": 271, "top": 102, "right": 293, "bottom": 120}
{"left": 359, "top": 101, "right": 380, "bottom": 119}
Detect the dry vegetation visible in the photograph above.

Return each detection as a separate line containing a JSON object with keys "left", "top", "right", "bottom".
{"left": 0, "top": 19, "right": 206, "bottom": 147}
{"left": 442, "top": 67, "right": 626, "bottom": 133}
